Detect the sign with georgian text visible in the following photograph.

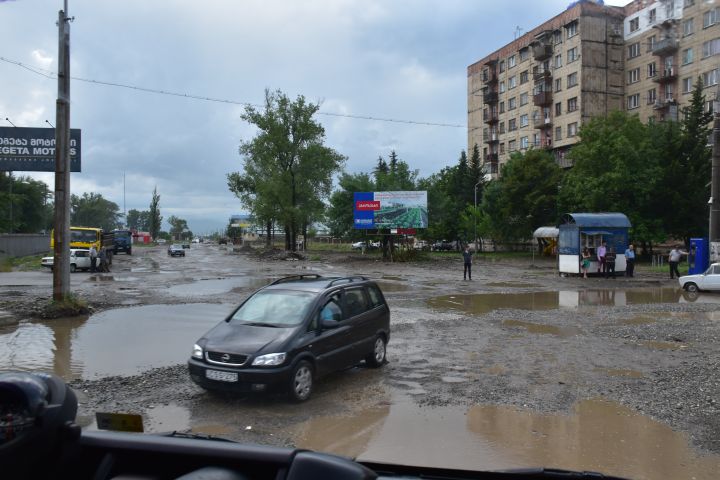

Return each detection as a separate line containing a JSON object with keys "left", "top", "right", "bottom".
{"left": 0, "top": 127, "right": 81, "bottom": 171}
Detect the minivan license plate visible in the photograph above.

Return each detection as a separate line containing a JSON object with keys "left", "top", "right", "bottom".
{"left": 206, "top": 369, "right": 238, "bottom": 382}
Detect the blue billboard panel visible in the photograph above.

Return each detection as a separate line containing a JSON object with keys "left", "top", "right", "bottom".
{"left": 0, "top": 127, "right": 81, "bottom": 172}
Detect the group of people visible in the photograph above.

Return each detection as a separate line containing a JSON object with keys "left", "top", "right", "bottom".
{"left": 88, "top": 245, "right": 110, "bottom": 273}
{"left": 581, "top": 242, "right": 635, "bottom": 279}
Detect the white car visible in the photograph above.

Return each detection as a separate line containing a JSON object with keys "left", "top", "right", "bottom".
{"left": 679, "top": 263, "right": 720, "bottom": 292}
{"left": 41, "top": 249, "right": 92, "bottom": 273}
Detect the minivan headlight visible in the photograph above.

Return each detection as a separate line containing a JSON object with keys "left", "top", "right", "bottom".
{"left": 252, "top": 352, "right": 286, "bottom": 366}
{"left": 192, "top": 344, "right": 203, "bottom": 359}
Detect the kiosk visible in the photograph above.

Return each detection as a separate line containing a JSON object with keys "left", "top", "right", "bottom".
{"left": 558, "top": 213, "right": 631, "bottom": 276}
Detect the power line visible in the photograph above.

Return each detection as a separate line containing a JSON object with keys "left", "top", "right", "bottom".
{"left": 0, "top": 55, "right": 466, "bottom": 128}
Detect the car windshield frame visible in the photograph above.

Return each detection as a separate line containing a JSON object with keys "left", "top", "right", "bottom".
{"left": 229, "top": 289, "right": 316, "bottom": 327}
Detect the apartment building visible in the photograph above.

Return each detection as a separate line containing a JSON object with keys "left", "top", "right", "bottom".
{"left": 467, "top": 0, "right": 720, "bottom": 178}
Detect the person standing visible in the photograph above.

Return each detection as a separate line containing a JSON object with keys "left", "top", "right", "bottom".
{"left": 99, "top": 246, "right": 108, "bottom": 273}
{"left": 605, "top": 247, "right": 617, "bottom": 278}
{"left": 625, "top": 244, "right": 635, "bottom": 277}
{"left": 668, "top": 246, "right": 687, "bottom": 279}
{"left": 596, "top": 241, "right": 607, "bottom": 275}
{"left": 89, "top": 245, "right": 98, "bottom": 273}
{"left": 462, "top": 245, "right": 473, "bottom": 280}
{"left": 581, "top": 247, "right": 591, "bottom": 278}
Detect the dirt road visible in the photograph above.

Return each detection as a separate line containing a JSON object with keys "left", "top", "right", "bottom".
{"left": 2, "top": 243, "right": 720, "bottom": 479}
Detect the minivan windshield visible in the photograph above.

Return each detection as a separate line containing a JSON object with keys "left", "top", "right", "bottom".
{"left": 229, "top": 290, "right": 315, "bottom": 327}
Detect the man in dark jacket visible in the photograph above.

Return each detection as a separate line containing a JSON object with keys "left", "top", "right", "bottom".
{"left": 462, "top": 245, "right": 473, "bottom": 280}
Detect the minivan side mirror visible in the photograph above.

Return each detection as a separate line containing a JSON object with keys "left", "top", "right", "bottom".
{"left": 320, "top": 318, "right": 340, "bottom": 329}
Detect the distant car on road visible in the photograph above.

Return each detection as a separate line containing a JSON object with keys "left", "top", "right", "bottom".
{"left": 679, "top": 263, "right": 720, "bottom": 292}
{"left": 182, "top": 242, "right": 191, "bottom": 249}
{"left": 168, "top": 244, "right": 185, "bottom": 257}
{"left": 431, "top": 240, "right": 455, "bottom": 251}
{"left": 41, "top": 249, "right": 92, "bottom": 272}
{"left": 188, "top": 274, "right": 390, "bottom": 401}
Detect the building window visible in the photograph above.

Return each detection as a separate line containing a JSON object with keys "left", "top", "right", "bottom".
{"left": 508, "top": 139, "right": 517, "bottom": 152}
{"left": 704, "top": 68, "right": 720, "bottom": 86}
{"left": 684, "top": 0, "right": 694, "bottom": 7}
{"left": 520, "top": 114, "right": 529, "bottom": 127}
{"left": 554, "top": 54, "right": 562, "bottom": 68}
{"left": 682, "top": 77, "right": 693, "bottom": 93}
{"left": 665, "top": 84, "right": 674, "bottom": 100}
{"left": 649, "top": 8, "right": 657, "bottom": 24}
{"left": 508, "top": 97, "right": 517, "bottom": 110}
{"left": 628, "top": 42, "right": 641, "bottom": 58}
{"left": 509, "top": 118, "right": 517, "bottom": 131}
{"left": 566, "top": 21, "right": 578, "bottom": 38}
{"left": 555, "top": 126, "right": 562, "bottom": 141}
{"left": 555, "top": 102, "right": 562, "bottom": 116}
{"left": 702, "top": 38, "right": 720, "bottom": 58}
{"left": 647, "top": 35, "right": 657, "bottom": 52}
{"left": 648, "top": 62, "right": 657, "bottom": 77}
{"left": 628, "top": 68, "right": 640, "bottom": 84}
{"left": 567, "top": 97, "right": 578, "bottom": 112}
{"left": 567, "top": 122, "right": 578, "bottom": 137}
{"left": 567, "top": 72, "right": 578, "bottom": 87}
{"left": 519, "top": 92, "right": 529, "bottom": 106}
{"left": 499, "top": 121, "right": 505, "bottom": 134}
{"left": 683, "top": 18, "right": 694, "bottom": 36}
{"left": 520, "top": 70, "right": 529, "bottom": 84}
{"left": 499, "top": 143, "right": 505, "bottom": 154}
{"left": 553, "top": 30, "right": 562, "bottom": 44}
{"left": 567, "top": 47, "right": 578, "bottom": 62}
{"left": 520, "top": 136, "right": 529, "bottom": 149}
{"left": 499, "top": 101, "right": 505, "bottom": 113}
{"left": 627, "top": 93, "right": 640, "bottom": 109}
{"left": 519, "top": 48, "right": 529, "bottom": 62}
{"left": 499, "top": 60, "right": 505, "bottom": 73}
{"left": 704, "top": 8, "right": 719, "bottom": 28}
{"left": 629, "top": 17, "right": 640, "bottom": 32}
{"left": 500, "top": 81, "right": 506, "bottom": 93}
{"left": 555, "top": 78, "right": 562, "bottom": 92}
{"left": 647, "top": 88, "right": 657, "bottom": 105}
{"left": 509, "top": 76, "right": 517, "bottom": 89}
{"left": 682, "top": 47, "right": 694, "bottom": 64}
{"left": 508, "top": 55, "right": 516, "bottom": 68}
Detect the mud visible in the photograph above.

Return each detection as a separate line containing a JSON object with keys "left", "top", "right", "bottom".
{"left": 2, "top": 243, "right": 720, "bottom": 479}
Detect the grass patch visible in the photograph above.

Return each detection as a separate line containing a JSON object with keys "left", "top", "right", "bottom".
{"left": 309, "top": 254, "right": 322, "bottom": 261}
{"left": 42, "top": 293, "right": 90, "bottom": 319}
{"left": 0, "top": 253, "right": 47, "bottom": 272}
{"left": 642, "top": 262, "right": 689, "bottom": 276}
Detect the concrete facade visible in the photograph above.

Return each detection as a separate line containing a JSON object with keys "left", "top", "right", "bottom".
{"left": 468, "top": 0, "right": 720, "bottom": 178}
{"left": 0, "top": 234, "right": 50, "bottom": 258}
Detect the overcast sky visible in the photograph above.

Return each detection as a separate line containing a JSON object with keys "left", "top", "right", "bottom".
{"left": 1, "top": 0, "right": 627, "bottom": 234}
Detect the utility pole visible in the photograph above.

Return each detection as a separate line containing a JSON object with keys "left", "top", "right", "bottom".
{"left": 710, "top": 92, "right": 720, "bottom": 261}
{"left": 53, "top": 2, "right": 72, "bottom": 301}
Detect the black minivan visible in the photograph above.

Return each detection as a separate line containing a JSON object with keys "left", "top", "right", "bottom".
{"left": 188, "top": 275, "right": 390, "bottom": 401}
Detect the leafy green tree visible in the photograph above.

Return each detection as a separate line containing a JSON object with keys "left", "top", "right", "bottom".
{"left": 326, "top": 171, "right": 375, "bottom": 238}
{"left": 559, "top": 111, "right": 665, "bottom": 244}
{"left": 167, "top": 215, "right": 189, "bottom": 239}
{"left": 0, "top": 174, "right": 52, "bottom": 233}
{"left": 228, "top": 89, "right": 345, "bottom": 251}
{"left": 70, "top": 192, "right": 122, "bottom": 232}
{"left": 148, "top": 187, "right": 162, "bottom": 241}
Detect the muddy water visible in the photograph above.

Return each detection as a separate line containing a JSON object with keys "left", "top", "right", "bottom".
{"left": 167, "top": 277, "right": 271, "bottom": 296}
{"left": 502, "top": 319, "right": 582, "bottom": 337}
{"left": 295, "top": 397, "right": 720, "bottom": 479}
{"left": 0, "top": 303, "right": 234, "bottom": 380}
{"left": 428, "top": 287, "right": 694, "bottom": 315}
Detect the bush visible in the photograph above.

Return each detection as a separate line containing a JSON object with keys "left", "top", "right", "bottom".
{"left": 42, "top": 293, "right": 90, "bottom": 319}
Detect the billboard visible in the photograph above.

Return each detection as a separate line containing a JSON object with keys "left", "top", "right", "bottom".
{"left": 353, "top": 191, "right": 428, "bottom": 229}
{"left": 0, "top": 127, "right": 81, "bottom": 172}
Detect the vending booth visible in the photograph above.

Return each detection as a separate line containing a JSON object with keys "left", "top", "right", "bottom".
{"left": 557, "top": 213, "right": 631, "bottom": 275}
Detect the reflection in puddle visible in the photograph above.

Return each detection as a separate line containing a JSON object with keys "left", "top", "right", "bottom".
{"left": 0, "top": 303, "right": 234, "bottom": 380}
{"left": 167, "top": 277, "right": 270, "bottom": 296}
{"left": 502, "top": 319, "right": 582, "bottom": 337}
{"left": 296, "top": 398, "right": 720, "bottom": 479}
{"left": 428, "top": 288, "right": 696, "bottom": 315}
{"left": 486, "top": 282, "right": 541, "bottom": 288}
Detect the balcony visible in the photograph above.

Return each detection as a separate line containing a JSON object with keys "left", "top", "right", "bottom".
{"left": 532, "top": 43, "right": 553, "bottom": 61}
{"left": 653, "top": 98, "right": 676, "bottom": 110}
{"left": 533, "top": 91, "right": 553, "bottom": 106}
{"left": 484, "top": 112, "right": 499, "bottom": 124}
{"left": 483, "top": 91, "right": 499, "bottom": 104}
{"left": 484, "top": 131, "right": 499, "bottom": 144}
{"left": 533, "top": 68, "right": 552, "bottom": 81}
{"left": 531, "top": 138, "right": 553, "bottom": 149}
{"left": 533, "top": 115, "right": 553, "bottom": 128}
{"left": 651, "top": 37, "right": 679, "bottom": 56}
{"left": 482, "top": 71, "right": 499, "bottom": 84}
{"left": 485, "top": 153, "right": 499, "bottom": 164}
{"left": 652, "top": 66, "right": 678, "bottom": 83}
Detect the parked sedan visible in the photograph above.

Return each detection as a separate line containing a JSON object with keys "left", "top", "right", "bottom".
{"left": 41, "top": 249, "right": 92, "bottom": 272}
{"left": 168, "top": 244, "right": 185, "bottom": 257}
{"left": 679, "top": 263, "right": 720, "bottom": 292}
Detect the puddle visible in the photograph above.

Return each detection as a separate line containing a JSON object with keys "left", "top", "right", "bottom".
{"left": 502, "top": 319, "right": 582, "bottom": 338}
{"left": 295, "top": 398, "right": 720, "bottom": 479}
{"left": 486, "top": 282, "right": 541, "bottom": 288}
{"left": 0, "top": 303, "right": 235, "bottom": 380}
{"left": 428, "top": 288, "right": 695, "bottom": 315}
{"left": 145, "top": 403, "right": 191, "bottom": 433}
{"left": 596, "top": 368, "right": 644, "bottom": 378}
{"left": 440, "top": 376, "right": 467, "bottom": 383}
{"left": 167, "top": 277, "right": 270, "bottom": 296}
{"left": 89, "top": 275, "right": 140, "bottom": 282}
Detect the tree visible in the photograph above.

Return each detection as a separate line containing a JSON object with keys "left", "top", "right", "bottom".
{"left": 0, "top": 174, "right": 52, "bottom": 233}
{"left": 228, "top": 89, "right": 345, "bottom": 251}
{"left": 326, "top": 172, "right": 375, "bottom": 238}
{"left": 167, "top": 215, "right": 189, "bottom": 239}
{"left": 148, "top": 187, "right": 162, "bottom": 241}
{"left": 70, "top": 192, "right": 122, "bottom": 232}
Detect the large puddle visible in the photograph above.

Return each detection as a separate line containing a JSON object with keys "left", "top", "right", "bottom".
{"left": 295, "top": 397, "right": 720, "bottom": 480}
{"left": 0, "top": 303, "right": 234, "bottom": 380}
{"left": 428, "top": 287, "right": 709, "bottom": 315}
{"left": 167, "top": 277, "right": 272, "bottom": 296}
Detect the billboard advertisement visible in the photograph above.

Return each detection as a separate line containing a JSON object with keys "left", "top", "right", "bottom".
{"left": 353, "top": 191, "right": 428, "bottom": 229}
{"left": 0, "top": 127, "right": 81, "bottom": 172}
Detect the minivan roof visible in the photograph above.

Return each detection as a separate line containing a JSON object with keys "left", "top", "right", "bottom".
{"left": 264, "top": 275, "right": 371, "bottom": 293}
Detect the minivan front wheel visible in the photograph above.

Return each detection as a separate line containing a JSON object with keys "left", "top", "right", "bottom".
{"left": 365, "top": 335, "right": 386, "bottom": 368}
{"left": 289, "top": 360, "right": 313, "bottom": 402}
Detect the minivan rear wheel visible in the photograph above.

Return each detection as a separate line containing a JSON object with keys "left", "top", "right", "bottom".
{"left": 365, "top": 335, "right": 386, "bottom": 368}
{"left": 289, "top": 360, "right": 313, "bottom": 402}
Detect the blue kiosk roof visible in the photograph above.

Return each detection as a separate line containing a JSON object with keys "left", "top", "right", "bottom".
{"left": 559, "top": 213, "right": 631, "bottom": 228}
